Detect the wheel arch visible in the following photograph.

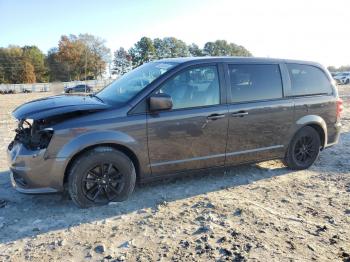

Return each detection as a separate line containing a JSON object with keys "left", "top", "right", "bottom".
{"left": 63, "top": 143, "right": 141, "bottom": 187}
{"left": 294, "top": 115, "right": 327, "bottom": 149}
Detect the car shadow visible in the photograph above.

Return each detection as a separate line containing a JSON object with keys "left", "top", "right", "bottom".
{"left": 0, "top": 160, "right": 293, "bottom": 244}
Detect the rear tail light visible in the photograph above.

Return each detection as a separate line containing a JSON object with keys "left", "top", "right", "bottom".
{"left": 336, "top": 98, "right": 343, "bottom": 119}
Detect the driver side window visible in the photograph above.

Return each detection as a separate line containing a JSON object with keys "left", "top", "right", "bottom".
{"left": 157, "top": 66, "right": 220, "bottom": 109}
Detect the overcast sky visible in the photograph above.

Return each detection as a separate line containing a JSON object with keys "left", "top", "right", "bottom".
{"left": 1, "top": 0, "right": 349, "bottom": 67}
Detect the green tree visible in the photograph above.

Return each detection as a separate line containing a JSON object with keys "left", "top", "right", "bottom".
{"left": 0, "top": 65, "right": 4, "bottom": 83}
{"left": 129, "top": 37, "right": 156, "bottom": 67}
{"left": 153, "top": 38, "right": 168, "bottom": 59}
{"left": 188, "top": 43, "right": 203, "bottom": 57}
{"left": 0, "top": 45, "right": 47, "bottom": 83}
{"left": 153, "top": 37, "right": 190, "bottom": 59}
{"left": 203, "top": 41, "right": 217, "bottom": 56}
{"left": 229, "top": 43, "right": 252, "bottom": 57}
{"left": 46, "top": 47, "right": 71, "bottom": 82}
{"left": 113, "top": 47, "right": 132, "bottom": 76}
{"left": 22, "top": 45, "right": 47, "bottom": 82}
{"left": 203, "top": 40, "right": 252, "bottom": 56}
{"left": 0, "top": 46, "right": 24, "bottom": 84}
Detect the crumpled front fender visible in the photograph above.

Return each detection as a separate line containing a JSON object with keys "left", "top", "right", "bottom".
{"left": 55, "top": 130, "right": 137, "bottom": 159}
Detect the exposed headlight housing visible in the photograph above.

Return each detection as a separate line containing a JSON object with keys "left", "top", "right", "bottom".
{"left": 14, "top": 119, "right": 54, "bottom": 150}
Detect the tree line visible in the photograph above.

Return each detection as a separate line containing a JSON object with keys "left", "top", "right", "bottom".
{"left": 0, "top": 34, "right": 110, "bottom": 84}
{"left": 327, "top": 65, "right": 350, "bottom": 72}
{"left": 113, "top": 37, "right": 252, "bottom": 75}
{"left": 0, "top": 34, "right": 252, "bottom": 84}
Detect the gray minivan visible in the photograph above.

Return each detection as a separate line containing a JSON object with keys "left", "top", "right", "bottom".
{"left": 8, "top": 57, "right": 343, "bottom": 208}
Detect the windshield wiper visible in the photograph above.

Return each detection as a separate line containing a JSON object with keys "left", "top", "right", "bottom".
{"left": 89, "top": 93, "right": 104, "bottom": 103}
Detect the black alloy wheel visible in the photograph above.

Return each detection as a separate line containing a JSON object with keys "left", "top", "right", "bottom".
{"left": 284, "top": 126, "right": 321, "bottom": 170}
{"left": 293, "top": 135, "right": 317, "bottom": 166}
{"left": 83, "top": 163, "right": 125, "bottom": 203}
{"left": 68, "top": 148, "right": 136, "bottom": 208}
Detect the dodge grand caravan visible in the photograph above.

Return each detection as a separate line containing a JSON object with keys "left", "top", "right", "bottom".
{"left": 7, "top": 57, "right": 342, "bottom": 208}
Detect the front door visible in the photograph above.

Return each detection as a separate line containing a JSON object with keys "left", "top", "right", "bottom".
{"left": 147, "top": 65, "right": 229, "bottom": 176}
{"left": 225, "top": 63, "right": 294, "bottom": 165}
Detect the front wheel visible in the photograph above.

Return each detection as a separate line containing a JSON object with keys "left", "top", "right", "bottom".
{"left": 68, "top": 147, "right": 136, "bottom": 208}
{"left": 284, "top": 126, "right": 321, "bottom": 170}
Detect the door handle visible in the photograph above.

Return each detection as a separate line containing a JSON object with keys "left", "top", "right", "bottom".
{"left": 231, "top": 111, "right": 248, "bottom": 117}
{"left": 207, "top": 113, "right": 225, "bottom": 120}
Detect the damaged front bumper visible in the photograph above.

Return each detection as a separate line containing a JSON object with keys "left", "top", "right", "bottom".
{"left": 7, "top": 141, "right": 65, "bottom": 194}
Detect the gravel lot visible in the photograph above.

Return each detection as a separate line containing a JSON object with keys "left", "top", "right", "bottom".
{"left": 0, "top": 86, "right": 349, "bottom": 261}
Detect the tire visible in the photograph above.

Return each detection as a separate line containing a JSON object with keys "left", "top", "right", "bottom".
{"left": 346, "top": 79, "right": 350, "bottom": 85}
{"left": 284, "top": 126, "right": 321, "bottom": 170}
{"left": 68, "top": 147, "right": 136, "bottom": 208}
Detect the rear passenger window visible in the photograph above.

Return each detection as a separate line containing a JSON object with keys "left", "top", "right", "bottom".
{"left": 228, "top": 64, "right": 283, "bottom": 103}
{"left": 286, "top": 64, "right": 332, "bottom": 96}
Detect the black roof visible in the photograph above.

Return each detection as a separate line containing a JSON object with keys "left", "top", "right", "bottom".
{"left": 157, "top": 56, "right": 323, "bottom": 67}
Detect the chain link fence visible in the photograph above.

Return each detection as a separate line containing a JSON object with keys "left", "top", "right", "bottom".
{"left": 0, "top": 79, "right": 114, "bottom": 95}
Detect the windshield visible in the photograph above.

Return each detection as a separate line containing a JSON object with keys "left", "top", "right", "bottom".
{"left": 96, "top": 61, "right": 177, "bottom": 104}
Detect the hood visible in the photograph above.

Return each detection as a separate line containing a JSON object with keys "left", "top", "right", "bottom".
{"left": 13, "top": 95, "right": 111, "bottom": 120}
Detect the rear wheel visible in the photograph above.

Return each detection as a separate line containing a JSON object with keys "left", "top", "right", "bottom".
{"left": 68, "top": 147, "right": 136, "bottom": 208}
{"left": 284, "top": 126, "right": 321, "bottom": 170}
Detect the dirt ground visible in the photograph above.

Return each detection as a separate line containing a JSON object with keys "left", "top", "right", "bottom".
{"left": 0, "top": 86, "right": 349, "bottom": 262}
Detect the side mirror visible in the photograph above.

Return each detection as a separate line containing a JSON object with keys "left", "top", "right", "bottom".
{"left": 149, "top": 93, "right": 173, "bottom": 112}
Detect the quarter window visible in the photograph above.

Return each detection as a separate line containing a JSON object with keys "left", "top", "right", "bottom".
{"left": 286, "top": 64, "right": 332, "bottom": 96}
{"left": 228, "top": 64, "right": 283, "bottom": 103}
{"left": 157, "top": 66, "right": 220, "bottom": 109}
